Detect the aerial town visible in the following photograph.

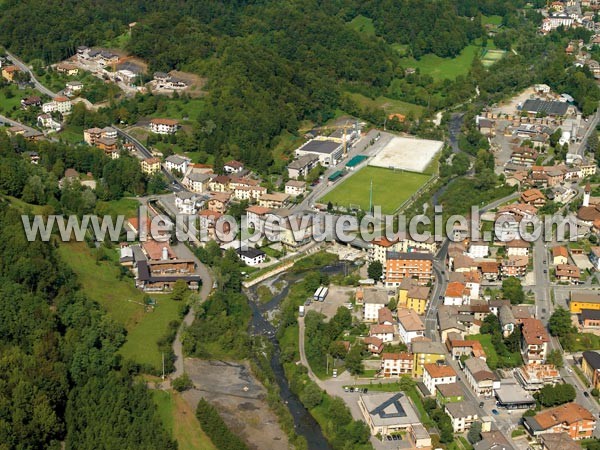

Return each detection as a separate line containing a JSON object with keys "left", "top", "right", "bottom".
{"left": 6, "top": 1, "right": 600, "bottom": 450}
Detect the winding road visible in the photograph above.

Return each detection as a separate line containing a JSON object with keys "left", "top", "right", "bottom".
{"left": 5, "top": 50, "right": 57, "bottom": 97}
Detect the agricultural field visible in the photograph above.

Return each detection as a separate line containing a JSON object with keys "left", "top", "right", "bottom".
{"left": 346, "top": 92, "right": 425, "bottom": 118}
{"left": 320, "top": 166, "right": 430, "bottom": 214}
{"left": 152, "top": 390, "right": 217, "bottom": 450}
{"left": 57, "top": 241, "right": 182, "bottom": 372}
{"left": 348, "top": 15, "right": 375, "bottom": 36}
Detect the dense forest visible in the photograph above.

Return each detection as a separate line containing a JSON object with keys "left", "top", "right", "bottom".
{"left": 0, "top": 155, "right": 175, "bottom": 448}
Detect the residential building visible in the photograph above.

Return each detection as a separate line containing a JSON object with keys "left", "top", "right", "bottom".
{"left": 1, "top": 65, "right": 19, "bottom": 81}
{"left": 514, "top": 364, "right": 561, "bottom": 391}
{"left": 246, "top": 205, "right": 271, "bottom": 233}
{"left": 423, "top": 363, "right": 457, "bottom": 395}
{"left": 436, "top": 382, "right": 464, "bottom": 406}
{"left": 174, "top": 191, "right": 202, "bottom": 215}
{"left": 412, "top": 341, "right": 446, "bottom": 377}
{"left": 523, "top": 403, "right": 596, "bottom": 440}
{"left": 445, "top": 402, "right": 480, "bottom": 433}
{"left": 444, "top": 282, "right": 470, "bottom": 306}
{"left": 237, "top": 248, "right": 266, "bottom": 266}
{"left": 369, "top": 324, "right": 395, "bottom": 343}
{"left": 521, "top": 188, "right": 546, "bottom": 206}
{"left": 141, "top": 157, "right": 161, "bottom": 175}
{"left": 463, "top": 357, "right": 497, "bottom": 397}
{"left": 552, "top": 246, "right": 569, "bottom": 265}
{"left": 358, "top": 393, "right": 421, "bottom": 436}
{"left": 446, "top": 336, "right": 486, "bottom": 361}
{"left": 555, "top": 264, "right": 580, "bottom": 284}
{"left": 570, "top": 290, "right": 600, "bottom": 313}
{"left": 385, "top": 252, "right": 433, "bottom": 287}
{"left": 183, "top": 172, "right": 211, "bottom": 193}
{"left": 582, "top": 351, "right": 600, "bottom": 389}
{"left": 397, "top": 308, "right": 425, "bottom": 344}
{"left": 42, "top": 96, "right": 72, "bottom": 114}
{"left": 539, "top": 433, "right": 581, "bottom": 450}
{"left": 284, "top": 180, "right": 307, "bottom": 196}
{"left": 149, "top": 118, "right": 179, "bottom": 134}
{"left": 20, "top": 96, "right": 41, "bottom": 108}
{"left": 223, "top": 160, "right": 244, "bottom": 174}
{"left": 369, "top": 237, "right": 399, "bottom": 265}
{"left": 207, "top": 192, "right": 231, "bottom": 214}
{"left": 66, "top": 81, "right": 83, "bottom": 93}
{"left": 259, "top": 193, "right": 290, "bottom": 209}
{"left": 521, "top": 318, "right": 550, "bottom": 365}
{"left": 287, "top": 154, "right": 319, "bottom": 180}
{"left": 405, "top": 286, "right": 430, "bottom": 315}
{"left": 506, "top": 239, "right": 530, "bottom": 256}
{"left": 378, "top": 307, "right": 393, "bottom": 325}
{"left": 295, "top": 137, "right": 344, "bottom": 166}
{"left": 380, "top": 352, "right": 414, "bottom": 377}
{"left": 500, "top": 255, "right": 528, "bottom": 278}
{"left": 581, "top": 309, "right": 600, "bottom": 329}
{"left": 363, "top": 289, "right": 390, "bottom": 322}
{"left": 56, "top": 62, "right": 79, "bottom": 76}
{"left": 479, "top": 261, "right": 500, "bottom": 281}
{"left": 234, "top": 185, "right": 267, "bottom": 202}
{"left": 364, "top": 336, "right": 384, "bottom": 355}
{"left": 468, "top": 240, "right": 489, "bottom": 259}
{"left": 165, "top": 155, "right": 191, "bottom": 174}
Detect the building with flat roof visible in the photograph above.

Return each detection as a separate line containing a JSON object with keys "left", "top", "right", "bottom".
{"left": 582, "top": 351, "right": 600, "bottom": 389}
{"left": 295, "top": 137, "right": 344, "bottom": 166}
{"left": 570, "top": 290, "right": 600, "bottom": 313}
{"left": 494, "top": 380, "right": 536, "bottom": 409}
{"left": 521, "top": 99, "right": 569, "bottom": 117}
{"left": 358, "top": 393, "right": 421, "bottom": 436}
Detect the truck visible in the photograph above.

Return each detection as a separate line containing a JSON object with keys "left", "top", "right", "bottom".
{"left": 299, "top": 305, "right": 305, "bottom": 317}
{"left": 318, "top": 286, "right": 329, "bottom": 302}
{"left": 313, "top": 287, "right": 324, "bottom": 301}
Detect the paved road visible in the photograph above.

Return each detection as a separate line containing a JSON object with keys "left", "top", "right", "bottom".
{"left": 0, "top": 113, "right": 40, "bottom": 135}
{"left": 114, "top": 126, "right": 185, "bottom": 192}
{"left": 5, "top": 50, "right": 57, "bottom": 97}
{"left": 574, "top": 108, "right": 600, "bottom": 157}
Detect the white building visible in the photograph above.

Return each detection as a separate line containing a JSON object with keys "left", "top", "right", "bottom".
{"left": 236, "top": 248, "right": 266, "bottom": 266}
{"left": 164, "top": 155, "right": 190, "bottom": 174}
{"left": 285, "top": 180, "right": 307, "bottom": 197}
{"left": 445, "top": 402, "right": 480, "bottom": 433}
{"left": 150, "top": 118, "right": 179, "bottom": 134}
{"left": 423, "top": 363, "right": 457, "bottom": 396}
{"left": 467, "top": 240, "right": 489, "bottom": 259}
{"left": 397, "top": 308, "right": 425, "bottom": 344}
{"left": 294, "top": 137, "right": 344, "bottom": 167}
{"left": 363, "top": 289, "right": 389, "bottom": 322}
{"left": 42, "top": 96, "right": 72, "bottom": 114}
{"left": 174, "top": 191, "right": 203, "bottom": 215}
{"left": 463, "top": 358, "right": 498, "bottom": 398}
{"left": 183, "top": 172, "right": 211, "bottom": 193}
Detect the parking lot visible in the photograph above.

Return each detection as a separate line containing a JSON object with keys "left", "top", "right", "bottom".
{"left": 307, "top": 285, "right": 357, "bottom": 320}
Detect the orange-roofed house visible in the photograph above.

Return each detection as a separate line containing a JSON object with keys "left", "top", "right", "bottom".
{"left": 521, "top": 188, "right": 546, "bottom": 206}
{"left": 380, "top": 352, "right": 414, "bottom": 377}
{"left": 378, "top": 307, "right": 394, "bottom": 325}
{"left": 552, "top": 246, "right": 568, "bottom": 265}
{"left": 364, "top": 336, "right": 384, "bottom": 354}
{"left": 446, "top": 337, "right": 486, "bottom": 361}
{"left": 423, "top": 363, "right": 457, "bottom": 394}
{"left": 150, "top": 118, "right": 179, "bottom": 134}
{"left": 141, "top": 240, "right": 176, "bottom": 261}
{"left": 1, "top": 65, "right": 20, "bottom": 82}
{"left": 141, "top": 157, "right": 161, "bottom": 175}
{"left": 555, "top": 264, "right": 580, "bottom": 284}
{"left": 521, "top": 318, "right": 550, "bottom": 364}
{"left": 444, "top": 282, "right": 470, "bottom": 306}
{"left": 524, "top": 403, "right": 596, "bottom": 440}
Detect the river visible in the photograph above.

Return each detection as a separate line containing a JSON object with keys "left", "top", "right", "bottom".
{"left": 245, "top": 262, "right": 351, "bottom": 450}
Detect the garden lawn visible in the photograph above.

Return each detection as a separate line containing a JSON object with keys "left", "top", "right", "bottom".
{"left": 151, "top": 390, "right": 217, "bottom": 450}
{"left": 466, "top": 334, "right": 522, "bottom": 368}
{"left": 320, "top": 166, "right": 430, "bottom": 214}
{"left": 346, "top": 92, "right": 424, "bottom": 118}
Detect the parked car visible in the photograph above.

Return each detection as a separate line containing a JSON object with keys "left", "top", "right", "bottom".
{"left": 584, "top": 391, "right": 590, "bottom": 397}
{"left": 492, "top": 409, "right": 500, "bottom": 415}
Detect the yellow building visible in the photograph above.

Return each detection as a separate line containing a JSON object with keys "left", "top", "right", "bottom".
{"left": 570, "top": 291, "right": 600, "bottom": 314}
{"left": 582, "top": 351, "right": 600, "bottom": 389}
{"left": 411, "top": 341, "right": 446, "bottom": 377}
{"left": 406, "top": 286, "right": 430, "bottom": 315}
{"left": 141, "top": 157, "right": 161, "bottom": 175}
{"left": 398, "top": 278, "right": 418, "bottom": 307}
{"left": 1, "top": 65, "right": 20, "bottom": 82}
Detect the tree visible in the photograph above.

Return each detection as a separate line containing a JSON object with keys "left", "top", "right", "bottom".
{"left": 171, "top": 279, "right": 188, "bottom": 301}
{"left": 504, "top": 326, "right": 521, "bottom": 353}
{"left": 345, "top": 345, "right": 364, "bottom": 375}
{"left": 300, "top": 382, "right": 323, "bottom": 409}
{"left": 548, "top": 307, "right": 575, "bottom": 337}
{"left": 502, "top": 277, "right": 525, "bottom": 305}
{"left": 534, "top": 383, "right": 576, "bottom": 407}
{"left": 172, "top": 373, "right": 193, "bottom": 392}
{"left": 546, "top": 349, "right": 564, "bottom": 368}
{"left": 368, "top": 261, "right": 383, "bottom": 281}
{"left": 588, "top": 128, "right": 599, "bottom": 155}
{"left": 480, "top": 314, "right": 500, "bottom": 335}
{"left": 468, "top": 421, "right": 483, "bottom": 444}
{"left": 388, "top": 297, "right": 398, "bottom": 311}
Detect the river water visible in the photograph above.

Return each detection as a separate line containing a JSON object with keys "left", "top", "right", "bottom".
{"left": 245, "top": 262, "right": 350, "bottom": 450}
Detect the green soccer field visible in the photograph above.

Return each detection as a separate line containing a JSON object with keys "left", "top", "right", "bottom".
{"left": 320, "top": 166, "right": 430, "bottom": 214}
